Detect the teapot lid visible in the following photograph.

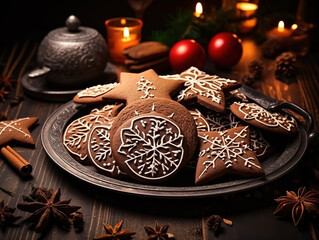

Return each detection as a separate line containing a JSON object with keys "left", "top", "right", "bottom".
{"left": 45, "top": 15, "right": 99, "bottom": 42}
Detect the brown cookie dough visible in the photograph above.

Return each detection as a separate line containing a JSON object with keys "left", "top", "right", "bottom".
{"left": 161, "top": 67, "right": 241, "bottom": 112}
{"left": 195, "top": 126, "right": 265, "bottom": 185}
{"left": 230, "top": 102, "right": 298, "bottom": 135}
{"left": 110, "top": 98, "right": 198, "bottom": 183}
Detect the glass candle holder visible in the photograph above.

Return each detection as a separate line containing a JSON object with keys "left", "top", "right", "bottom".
{"left": 105, "top": 17, "right": 143, "bottom": 63}
{"left": 236, "top": 1, "right": 258, "bottom": 34}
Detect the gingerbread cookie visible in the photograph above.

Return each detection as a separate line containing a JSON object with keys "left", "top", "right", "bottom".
{"left": 73, "top": 82, "right": 119, "bottom": 104}
{"left": 110, "top": 98, "right": 198, "bottom": 183}
{"left": 63, "top": 104, "right": 122, "bottom": 164}
{"left": 161, "top": 66, "right": 241, "bottom": 112}
{"left": 88, "top": 125, "right": 125, "bottom": 178}
{"left": 195, "top": 126, "right": 265, "bottom": 185}
{"left": 101, "top": 69, "right": 184, "bottom": 105}
{"left": 205, "top": 109, "right": 270, "bottom": 160}
{"left": 230, "top": 102, "right": 298, "bottom": 135}
{"left": 189, "top": 109, "right": 210, "bottom": 133}
{"left": 0, "top": 117, "right": 38, "bottom": 147}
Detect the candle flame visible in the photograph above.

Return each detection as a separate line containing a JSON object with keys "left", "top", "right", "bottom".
{"left": 123, "top": 27, "right": 130, "bottom": 38}
{"left": 194, "top": 2, "right": 203, "bottom": 18}
{"left": 120, "top": 18, "right": 127, "bottom": 25}
{"left": 291, "top": 24, "right": 298, "bottom": 30}
{"left": 278, "top": 21, "right": 285, "bottom": 32}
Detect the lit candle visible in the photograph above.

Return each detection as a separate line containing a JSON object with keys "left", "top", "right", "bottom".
{"left": 105, "top": 17, "right": 143, "bottom": 63}
{"left": 194, "top": 2, "right": 203, "bottom": 18}
{"left": 267, "top": 21, "right": 292, "bottom": 43}
{"left": 236, "top": 2, "right": 258, "bottom": 34}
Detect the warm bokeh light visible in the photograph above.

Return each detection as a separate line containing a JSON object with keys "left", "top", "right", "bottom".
{"left": 120, "top": 18, "right": 126, "bottom": 25}
{"left": 236, "top": 2, "right": 258, "bottom": 11}
{"left": 194, "top": 2, "right": 203, "bottom": 18}
{"left": 291, "top": 24, "right": 298, "bottom": 30}
{"left": 278, "top": 21, "right": 285, "bottom": 32}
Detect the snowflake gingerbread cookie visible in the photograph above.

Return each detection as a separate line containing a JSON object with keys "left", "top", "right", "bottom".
{"left": 195, "top": 126, "right": 265, "bottom": 185}
{"left": 230, "top": 102, "right": 297, "bottom": 135}
{"left": 111, "top": 98, "right": 198, "bottom": 183}
{"left": 161, "top": 66, "right": 241, "bottom": 112}
{"left": 205, "top": 108, "right": 270, "bottom": 159}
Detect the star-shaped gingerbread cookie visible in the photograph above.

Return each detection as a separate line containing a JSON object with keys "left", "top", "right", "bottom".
{"left": 195, "top": 126, "right": 264, "bottom": 185}
{"left": 162, "top": 66, "right": 241, "bottom": 112}
{"left": 102, "top": 69, "right": 185, "bottom": 105}
{"left": 0, "top": 117, "right": 38, "bottom": 147}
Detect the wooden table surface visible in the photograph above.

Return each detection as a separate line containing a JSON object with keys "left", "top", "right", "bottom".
{"left": 1, "top": 38, "right": 319, "bottom": 240}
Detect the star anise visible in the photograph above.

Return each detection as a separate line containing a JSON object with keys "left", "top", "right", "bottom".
{"left": 17, "top": 187, "right": 81, "bottom": 233}
{"left": 0, "top": 88, "right": 10, "bottom": 102}
{"left": 0, "top": 200, "right": 21, "bottom": 231}
{"left": 94, "top": 220, "right": 135, "bottom": 240}
{"left": 144, "top": 221, "right": 174, "bottom": 240}
{"left": 274, "top": 187, "right": 319, "bottom": 226}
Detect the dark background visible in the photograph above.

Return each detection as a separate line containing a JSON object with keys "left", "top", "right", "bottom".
{"left": 1, "top": 0, "right": 318, "bottom": 47}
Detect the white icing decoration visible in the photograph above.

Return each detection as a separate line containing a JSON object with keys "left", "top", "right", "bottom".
{"left": 198, "top": 126, "right": 261, "bottom": 179}
{"left": 136, "top": 76, "right": 156, "bottom": 99}
{"left": 189, "top": 109, "right": 210, "bottom": 133}
{"left": 235, "top": 102, "right": 296, "bottom": 131}
{"left": 161, "top": 66, "right": 237, "bottom": 104}
{"left": 118, "top": 115, "right": 184, "bottom": 180}
{"left": 77, "top": 83, "right": 119, "bottom": 98}
{"left": 90, "top": 105, "right": 115, "bottom": 117}
{"left": 88, "top": 125, "right": 123, "bottom": 175}
{"left": 0, "top": 118, "right": 31, "bottom": 138}
{"left": 206, "top": 109, "right": 270, "bottom": 157}
{"left": 63, "top": 114, "right": 111, "bottom": 161}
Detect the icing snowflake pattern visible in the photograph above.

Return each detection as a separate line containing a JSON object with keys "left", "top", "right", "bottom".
{"left": 88, "top": 125, "right": 122, "bottom": 175}
{"left": 118, "top": 115, "right": 184, "bottom": 180}
{"left": 162, "top": 66, "right": 237, "bottom": 103}
{"left": 198, "top": 126, "right": 261, "bottom": 179}
{"left": 77, "top": 83, "right": 119, "bottom": 98}
{"left": 235, "top": 102, "right": 296, "bottom": 131}
{"left": 205, "top": 109, "right": 270, "bottom": 158}
{"left": 90, "top": 105, "right": 114, "bottom": 117}
{"left": 136, "top": 76, "right": 156, "bottom": 99}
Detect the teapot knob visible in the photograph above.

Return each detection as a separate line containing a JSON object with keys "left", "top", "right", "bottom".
{"left": 65, "top": 15, "right": 81, "bottom": 32}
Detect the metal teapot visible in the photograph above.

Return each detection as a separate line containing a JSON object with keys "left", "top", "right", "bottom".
{"left": 29, "top": 15, "right": 108, "bottom": 87}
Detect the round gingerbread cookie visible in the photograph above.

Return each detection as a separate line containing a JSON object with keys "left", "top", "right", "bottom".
{"left": 63, "top": 104, "right": 122, "bottom": 164}
{"left": 230, "top": 102, "right": 298, "bottom": 135}
{"left": 88, "top": 125, "right": 125, "bottom": 178}
{"left": 110, "top": 98, "right": 198, "bottom": 183}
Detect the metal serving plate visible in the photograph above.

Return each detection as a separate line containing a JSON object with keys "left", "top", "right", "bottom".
{"left": 41, "top": 99, "right": 310, "bottom": 198}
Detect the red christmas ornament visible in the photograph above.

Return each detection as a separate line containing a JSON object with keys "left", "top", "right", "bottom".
{"left": 169, "top": 39, "right": 206, "bottom": 72}
{"left": 208, "top": 32, "right": 243, "bottom": 68}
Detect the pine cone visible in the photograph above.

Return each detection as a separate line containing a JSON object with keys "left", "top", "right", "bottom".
{"left": 261, "top": 39, "right": 284, "bottom": 58}
{"left": 248, "top": 60, "right": 264, "bottom": 79}
{"left": 241, "top": 73, "right": 255, "bottom": 86}
{"left": 275, "top": 52, "right": 297, "bottom": 78}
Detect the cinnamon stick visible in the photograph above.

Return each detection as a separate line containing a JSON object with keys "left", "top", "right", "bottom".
{"left": 1, "top": 145, "right": 32, "bottom": 176}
